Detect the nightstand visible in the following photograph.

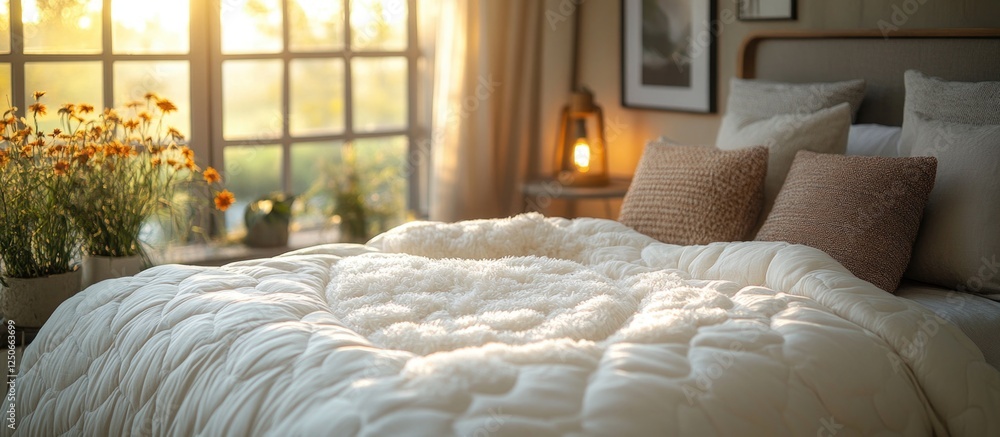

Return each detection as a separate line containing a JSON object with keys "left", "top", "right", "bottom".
{"left": 522, "top": 177, "right": 632, "bottom": 218}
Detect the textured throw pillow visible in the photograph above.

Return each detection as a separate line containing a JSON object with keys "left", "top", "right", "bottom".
{"left": 901, "top": 71, "right": 1000, "bottom": 295}
{"left": 723, "top": 78, "right": 867, "bottom": 118}
{"left": 717, "top": 103, "right": 852, "bottom": 230}
{"left": 756, "top": 151, "right": 937, "bottom": 293}
{"left": 619, "top": 141, "right": 767, "bottom": 246}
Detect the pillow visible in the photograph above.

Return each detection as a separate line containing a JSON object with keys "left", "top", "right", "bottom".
{"left": 618, "top": 141, "right": 767, "bottom": 245}
{"left": 847, "top": 124, "right": 901, "bottom": 157}
{"left": 723, "top": 78, "right": 866, "bottom": 119}
{"left": 901, "top": 71, "right": 1000, "bottom": 294}
{"left": 717, "top": 103, "right": 852, "bottom": 230}
{"left": 756, "top": 151, "right": 937, "bottom": 293}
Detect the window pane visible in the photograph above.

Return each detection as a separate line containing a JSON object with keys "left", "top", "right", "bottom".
{"left": 113, "top": 61, "right": 191, "bottom": 136}
{"left": 112, "top": 0, "right": 190, "bottom": 54}
{"left": 291, "top": 141, "right": 343, "bottom": 227}
{"left": 290, "top": 59, "right": 344, "bottom": 137}
{"left": 0, "top": 64, "right": 10, "bottom": 102}
{"left": 25, "top": 62, "right": 102, "bottom": 133}
{"left": 289, "top": 0, "right": 344, "bottom": 52}
{"left": 223, "top": 145, "right": 283, "bottom": 232}
{"left": 23, "top": 0, "right": 102, "bottom": 54}
{"left": 0, "top": 0, "right": 10, "bottom": 54}
{"left": 350, "top": 0, "right": 406, "bottom": 51}
{"left": 223, "top": 60, "right": 283, "bottom": 140}
{"left": 221, "top": 0, "right": 282, "bottom": 54}
{"left": 352, "top": 57, "right": 406, "bottom": 132}
{"left": 353, "top": 136, "right": 406, "bottom": 233}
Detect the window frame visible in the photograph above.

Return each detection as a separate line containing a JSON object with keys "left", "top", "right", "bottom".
{"left": 0, "top": 0, "right": 422, "bottom": 236}
{"left": 207, "top": 0, "right": 421, "bottom": 230}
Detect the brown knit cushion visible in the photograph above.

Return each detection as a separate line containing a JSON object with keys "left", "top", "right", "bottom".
{"left": 619, "top": 141, "right": 767, "bottom": 245}
{"left": 755, "top": 151, "right": 937, "bottom": 293}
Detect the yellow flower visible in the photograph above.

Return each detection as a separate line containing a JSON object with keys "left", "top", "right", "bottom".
{"left": 180, "top": 146, "right": 194, "bottom": 160}
{"left": 0, "top": 150, "right": 8, "bottom": 167}
{"left": 138, "top": 111, "right": 152, "bottom": 123}
{"left": 53, "top": 160, "right": 70, "bottom": 175}
{"left": 167, "top": 127, "right": 184, "bottom": 140}
{"left": 144, "top": 92, "right": 159, "bottom": 101}
{"left": 151, "top": 157, "right": 162, "bottom": 166}
{"left": 203, "top": 167, "right": 222, "bottom": 184}
{"left": 32, "top": 91, "right": 45, "bottom": 101}
{"left": 125, "top": 100, "right": 142, "bottom": 109}
{"left": 123, "top": 119, "right": 140, "bottom": 131}
{"left": 79, "top": 104, "right": 95, "bottom": 114}
{"left": 19, "top": 145, "right": 32, "bottom": 157}
{"left": 58, "top": 103, "right": 76, "bottom": 115}
{"left": 74, "top": 149, "right": 92, "bottom": 166}
{"left": 214, "top": 190, "right": 236, "bottom": 211}
{"left": 156, "top": 98, "right": 178, "bottom": 114}
{"left": 29, "top": 103, "right": 46, "bottom": 116}
{"left": 103, "top": 108, "right": 120, "bottom": 123}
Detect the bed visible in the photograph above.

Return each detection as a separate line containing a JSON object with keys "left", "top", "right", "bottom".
{"left": 7, "top": 30, "right": 1000, "bottom": 436}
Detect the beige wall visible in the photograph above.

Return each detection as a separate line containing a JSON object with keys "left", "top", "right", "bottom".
{"left": 537, "top": 0, "right": 1000, "bottom": 182}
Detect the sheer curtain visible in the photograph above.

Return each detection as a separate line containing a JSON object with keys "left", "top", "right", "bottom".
{"left": 426, "top": 0, "right": 543, "bottom": 222}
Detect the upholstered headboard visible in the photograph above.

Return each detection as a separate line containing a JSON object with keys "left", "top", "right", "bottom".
{"left": 738, "top": 29, "right": 1000, "bottom": 125}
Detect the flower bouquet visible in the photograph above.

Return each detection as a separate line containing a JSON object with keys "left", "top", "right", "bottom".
{"left": 50, "top": 93, "right": 233, "bottom": 259}
{"left": 0, "top": 95, "right": 82, "bottom": 328}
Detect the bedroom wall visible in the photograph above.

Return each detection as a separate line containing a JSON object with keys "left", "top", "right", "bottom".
{"left": 536, "top": 0, "right": 1000, "bottom": 184}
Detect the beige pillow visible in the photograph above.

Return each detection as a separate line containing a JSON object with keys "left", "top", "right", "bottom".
{"left": 724, "top": 78, "right": 866, "bottom": 118}
{"left": 618, "top": 141, "right": 767, "bottom": 246}
{"left": 902, "top": 75, "right": 1000, "bottom": 294}
{"left": 717, "top": 103, "right": 852, "bottom": 229}
{"left": 756, "top": 151, "right": 937, "bottom": 293}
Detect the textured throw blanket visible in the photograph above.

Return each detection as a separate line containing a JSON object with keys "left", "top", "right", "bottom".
{"left": 8, "top": 214, "right": 1000, "bottom": 436}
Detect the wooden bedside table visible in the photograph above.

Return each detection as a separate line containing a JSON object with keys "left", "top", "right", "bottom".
{"left": 522, "top": 177, "right": 632, "bottom": 218}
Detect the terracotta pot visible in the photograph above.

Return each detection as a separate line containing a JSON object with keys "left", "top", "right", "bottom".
{"left": 82, "top": 254, "right": 144, "bottom": 289}
{"left": 1, "top": 269, "right": 82, "bottom": 328}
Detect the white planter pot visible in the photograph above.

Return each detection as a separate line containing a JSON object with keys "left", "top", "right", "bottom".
{"left": 1, "top": 270, "right": 82, "bottom": 328}
{"left": 82, "top": 254, "right": 145, "bottom": 289}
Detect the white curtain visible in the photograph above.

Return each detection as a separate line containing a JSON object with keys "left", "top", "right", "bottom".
{"left": 427, "top": 0, "right": 543, "bottom": 222}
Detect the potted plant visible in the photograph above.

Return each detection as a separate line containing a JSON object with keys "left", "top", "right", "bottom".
{"left": 51, "top": 93, "right": 233, "bottom": 288}
{"left": 244, "top": 193, "right": 296, "bottom": 248}
{"left": 307, "top": 143, "right": 405, "bottom": 244}
{"left": 0, "top": 93, "right": 82, "bottom": 332}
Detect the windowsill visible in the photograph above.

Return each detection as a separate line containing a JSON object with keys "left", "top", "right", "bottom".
{"left": 152, "top": 227, "right": 348, "bottom": 267}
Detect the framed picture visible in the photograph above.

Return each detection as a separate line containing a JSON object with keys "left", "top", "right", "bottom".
{"left": 738, "top": 0, "right": 796, "bottom": 21}
{"left": 621, "top": 0, "right": 716, "bottom": 113}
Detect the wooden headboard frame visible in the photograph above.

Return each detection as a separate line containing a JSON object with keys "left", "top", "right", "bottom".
{"left": 736, "top": 28, "right": 1000, "bottom": 125}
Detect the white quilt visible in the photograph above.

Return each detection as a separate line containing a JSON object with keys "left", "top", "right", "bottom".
{"left": 9, "top": 214, "right": 1000, "bottom": 436}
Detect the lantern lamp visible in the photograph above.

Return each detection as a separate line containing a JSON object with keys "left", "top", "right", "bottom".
{"left": 553, "top": 87, "right": 609, "bottom": 187}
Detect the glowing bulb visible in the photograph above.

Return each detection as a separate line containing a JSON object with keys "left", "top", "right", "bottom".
{"left": 573, "top": 138, "right": 591, "bottom": 173}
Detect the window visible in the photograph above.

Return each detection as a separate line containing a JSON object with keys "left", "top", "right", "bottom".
{"left": 0, "top": 0, "right": 417, "bottom": 238}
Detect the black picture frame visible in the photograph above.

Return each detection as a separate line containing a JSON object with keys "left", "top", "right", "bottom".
{"left": 737, "top": 0, "right": 797, "bottom": 21}
{"left": 621, "top": 0, "right": 716, "bottom": 113}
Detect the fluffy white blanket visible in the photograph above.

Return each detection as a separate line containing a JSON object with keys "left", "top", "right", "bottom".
{"left": 8, "top": 214, "right": 1000, "bottom": 436}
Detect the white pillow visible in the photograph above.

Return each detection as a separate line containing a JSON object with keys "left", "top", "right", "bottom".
{"left": 847, "top": 124, "right": 902, "bottom": 157}
{"left": 717, "top": 103, "right": 852, "bottom": 230}
{"left": 902, "top": 70, "right": 1000, "bottom": 295}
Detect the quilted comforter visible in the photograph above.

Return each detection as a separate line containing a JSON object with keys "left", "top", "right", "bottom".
{"left": 8, "top": 214, "right": 1000, "bottom": 436}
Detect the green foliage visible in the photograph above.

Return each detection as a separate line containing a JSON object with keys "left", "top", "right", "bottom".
{"left": 301, "top": 141, "right": 406, "bottom": 241}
